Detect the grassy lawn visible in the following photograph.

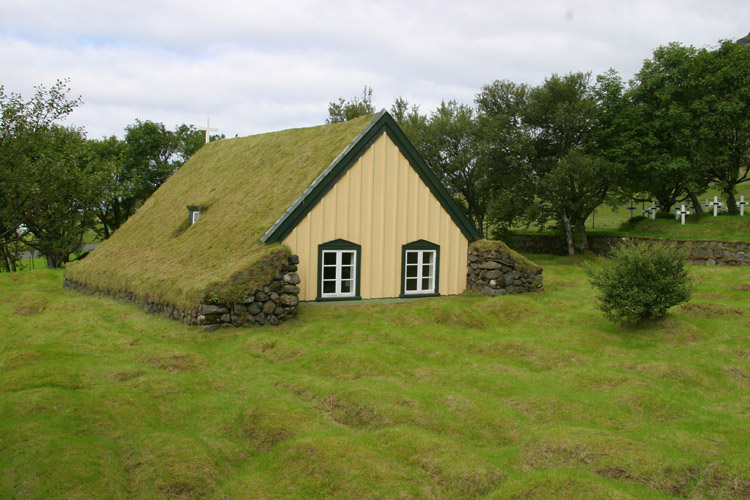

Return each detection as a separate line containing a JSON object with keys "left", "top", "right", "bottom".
{"left": 1, "top": 258, "right": 749, "bottom": 499}
{"left": 591, "top": 214, "right": 750, "bottom": 242}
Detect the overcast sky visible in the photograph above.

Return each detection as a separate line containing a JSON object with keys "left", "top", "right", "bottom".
{"left": 1, "top": 0, "right": 747, "bottom": 139}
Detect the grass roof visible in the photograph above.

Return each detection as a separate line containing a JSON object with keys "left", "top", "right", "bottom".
{"left": 66, "top": 115, "right": 376, "bottom": 310}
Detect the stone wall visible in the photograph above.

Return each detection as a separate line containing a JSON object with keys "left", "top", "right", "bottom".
{"left": 506, "top": 234, "right": 569, "bottom": 256}
{"left": 507, "top": 233, "right": 750, "bottom": 266}
{"left": 588, "top": 236, "right": 750, "bottom": 266}
{"left": 467, "top": 240, "right": 544, "bottom": 296}
{"left": 64, "top": 254, "right": 301, "bottom": 331}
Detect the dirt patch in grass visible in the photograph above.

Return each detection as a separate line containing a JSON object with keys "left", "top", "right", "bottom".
{"left": 3, "top": 351, "right": 41, "bottom": 370}
{"left": 122, "top": 434, "right": 223, "bottom": 500}
{"left": 315, "top": 391, "right": 380, "bottom": 428}
{"left": 480, "top": 342, "right": 582, "bottom": 371}
{"left": 245, "top": 336, "right": 305, "bottom": 362}
{"left": 377, "top": 427, "right": 506, "bottom": 499}
{"left": 231, "top": 404, "right": 323, "bottom": 453}
{"left": 731, "top": 283, "right": 750, "bottom": 292}
{"left": 113, "top": 371, "right": 146, "bottom": 382}
{"left": 14, "top": 294, "right": 47, "bottom": 315}
{"left": 724, "top": 367, "right": 750, "bottom": 389}
{"left": 476, "top": 300, "right": 538, "bottom": 323}
{"left": 523, "top": 440, "right": 602, "bottom": 470}
{"left": 647, "top": 319, "right": 709, "bottom": 347}
{"left": 140, "top": 352, "right": 205, "bottom": 373}
{"left": 681, "top": 302, "right": 746, "bottom": 318}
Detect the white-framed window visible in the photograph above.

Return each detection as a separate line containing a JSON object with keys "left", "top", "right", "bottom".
{"left": 318, "top": 239, "right": 361, "bottom": 301}
{"left": 321, "top": 250, "right": 357, "bottom": 298}
{"left": 191, "top": 210, "right": 200, "bottom": 224}
{"left": 403, "top": 249, "right": 436, "bottom": 294}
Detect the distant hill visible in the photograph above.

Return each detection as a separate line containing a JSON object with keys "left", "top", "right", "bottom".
{"left": 738, "top": 32, "right": 750, "bottom": 45}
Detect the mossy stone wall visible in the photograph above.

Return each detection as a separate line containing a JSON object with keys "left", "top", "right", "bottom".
{"left": 509, "top": 234, "right": 750, "bottom": 266}
{"left": 64, "top": 255, "right": 301, "bottom": 330}
{"left": 467, "top": 240, "right": 543, "bottom": 296}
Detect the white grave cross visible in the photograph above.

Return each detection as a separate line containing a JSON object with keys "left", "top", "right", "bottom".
{"left": 627, "top": 200, "right": 636, "bottom": 219}
{"left": 651, "top": 201, "right": 659, "bottom": 219}
{"left": 198, "top": 117, "right": 218, "bottom": 144}
{"left": 709, "top": 196, "right": 722, "bottom": 217}
{"left": 676, "top": 204, "right": 690, "bottom": 225}
{"left": 739, "top": 195, "right": 747, "bottom": 216}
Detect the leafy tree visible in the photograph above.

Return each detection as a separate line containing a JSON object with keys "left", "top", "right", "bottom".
{"left": 326, "top": 86, "right": 375, "bottom": 123}
{"left": 521, "top": 72, "right": 622, "bottom": 254}
{"left": 19, "top": 125, "right": 102, "bottom": 268}
{"left": 89, "top": 135, "right": 127, "bottom": 239}
{"left": 692, "top": 40, "right": 750, "bottom": 213}
{"left": 621, "top": 43, "right": 709, "bottom": 214}
{"left": 474, "top": 80, "right": 533, "bottom": 233}
{"left": 0, "top": 79, "right": 83, "bottom": 270}
{"left": 418, "top": 101, "right": 490, "bottom": 236}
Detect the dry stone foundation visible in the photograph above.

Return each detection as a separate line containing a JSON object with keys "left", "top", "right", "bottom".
{"left": 467, "top": 240, "right": 543, "bottom": 296}
{"left": 64, "top": 255, "right": 301, "bottom": 331}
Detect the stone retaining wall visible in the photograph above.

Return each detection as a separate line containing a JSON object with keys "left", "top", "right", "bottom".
{"left": 64, "top": 254, "right": 301, "bottom": 331}
{"left": 508, "top": 233, "right": 750, "bottom": 266}
{"left": 588, "top": 236, "right": 750, "bottom": 266}
{"left": 467, "top": 240, "right": 544, "bottom": 296}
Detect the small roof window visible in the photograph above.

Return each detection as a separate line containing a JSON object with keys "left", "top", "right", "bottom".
{"left": 187, "top": 205, "right": 200, "bottom": 226}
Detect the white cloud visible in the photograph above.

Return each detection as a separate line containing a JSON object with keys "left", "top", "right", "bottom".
{"left": 1, "top": 0, "right": 747, "bottom": 138}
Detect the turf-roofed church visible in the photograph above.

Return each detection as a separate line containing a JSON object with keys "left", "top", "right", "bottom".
{"left": 65, "top": 111, "right": 482, "bottom": 326}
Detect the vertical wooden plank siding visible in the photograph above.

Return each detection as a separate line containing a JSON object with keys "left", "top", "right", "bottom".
{"left": 283, "top": 133, "right": 469, "bottom": 301}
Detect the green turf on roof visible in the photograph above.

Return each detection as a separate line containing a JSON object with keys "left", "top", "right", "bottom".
{"left": 66, "top": 115, "right": 376, "bottom": 310}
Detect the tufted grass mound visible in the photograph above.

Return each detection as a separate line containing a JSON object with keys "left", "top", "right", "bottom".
{"left": 65, "top": 115, "right": 375, "bottom": 310}
{"left": 2, "top": 259, "right": 750, "bottom": 499}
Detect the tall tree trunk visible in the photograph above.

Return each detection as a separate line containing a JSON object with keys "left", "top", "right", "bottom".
{"left": 561, "top": 209, "right": 576, "bottom": 256}
{"left": 725, "top": 189, "right": 738, "bottom": 215}
{"left": 576, "top": 220, "right": 590, "bottom": 251}
{"left": 44, "top": 253, "right": 65, "bottom": 269}
{"left": 113, "top": 198, "right": 122, "bottom": 233}
{"left": 687, "top": 191, "right": 704, "bottom": 218}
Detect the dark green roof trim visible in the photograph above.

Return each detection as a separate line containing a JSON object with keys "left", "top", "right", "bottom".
{"left": 261, "top": 110, "right": 482, "bottom": 244}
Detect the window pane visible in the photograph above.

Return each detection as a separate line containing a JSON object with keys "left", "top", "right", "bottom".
{"left": 406, "top": 278, "right": 417, "bottom": 291}
{"left": 323, "top": 267, "right": 336, "bottom": 280}
{"left": 324, "top": 252, "right": 336, "bottom": 265}
{"left": 323, "top": 281, "right": 336, "bottom": 294}
{"left": 342, "top": 252, "right": 353, "bottom": 266}
{"left": 341, "top": 266, "right": 352, "bottom": 280}
{"left": 422, "top": 264, "right": 433, "bottom": 278}
{"left": 422, "top": 277, "right": 432, "bottom": 291}
{"left": 406, "top": 252, "right": 418, "bottom": 264}
{"left": 423, "top": 251, "right": 433, "bottom": 264}
{"left": 340, "top": 280, "right": 352, "bottom": 294}
{"left": 406, "top": 264, "right": 418, "bottom": 278}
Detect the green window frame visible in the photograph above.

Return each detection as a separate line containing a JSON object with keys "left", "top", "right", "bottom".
{"left": 400, "top": 240, "right": 440, "bottom": 298}
{"left": 187, "top": 205, "right": 200, "bottom": 226}
{"left": 317, "top": 239, "right": 361, "bottom": 301}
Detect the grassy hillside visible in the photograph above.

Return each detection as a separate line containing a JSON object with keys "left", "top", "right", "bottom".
{"left": 2, "top": 259, "right": 749, "bottom": 499}
{"left": 598, "top": 214, "right": 750, "bottom": 242}
{"left": 65, "top": 115, "right": 375, "bottom": 310}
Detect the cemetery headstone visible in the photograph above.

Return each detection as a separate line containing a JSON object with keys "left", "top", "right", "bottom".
{"left": 709, "top": 196, "right": 722, "bottom": 217}
{"left": 677, "top": 204, "right": 690, "bottom": 225}
{"left": 627, "top": 200, "right": 636, "bottom": 219}
{"left": 739, "top": 195, "right": 747, "bottom": 217}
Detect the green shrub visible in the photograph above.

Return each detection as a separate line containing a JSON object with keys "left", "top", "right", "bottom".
{"left": 587, "top": 240, "right": 693, "bottom": 325}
